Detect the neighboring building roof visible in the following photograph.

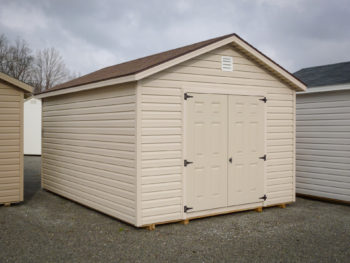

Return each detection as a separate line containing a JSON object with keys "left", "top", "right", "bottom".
{"left": 294, "top": 61, "right": 350, "bottom": 88}
{"left": 0, "top": 72, "right": 33, "bottom": 93}
{"left": 36, "top": 33, "right": 306, "bottom": 98}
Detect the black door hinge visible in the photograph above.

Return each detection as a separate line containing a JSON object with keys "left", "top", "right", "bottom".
{"left": 259, "top": 97, "right": 267, "bottom": 103}
{"left": 259, "top": 154, "right": 267, "bottom": 161}
{"left": 259, "top": 194, "right": 267, "bottom": 201}
{"left": 184, "top": 206, "right": 193, "bottom": 213}
{"left": 184, "top": 160, "right": 193, "bottom": 167}
{"left": 184, "top": 93, "right": 193, "bottom": 100}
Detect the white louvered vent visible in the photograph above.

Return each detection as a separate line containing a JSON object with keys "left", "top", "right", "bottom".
{"left": 221, "top": 56, "right": 233, "bottom": 71}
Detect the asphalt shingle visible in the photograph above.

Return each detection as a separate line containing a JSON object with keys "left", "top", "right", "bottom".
{"left": 294, "top": 61, "right": 350, "bottom": 87}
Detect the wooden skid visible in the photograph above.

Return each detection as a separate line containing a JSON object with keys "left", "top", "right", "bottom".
{"left": 145, "top": 224, "right": 156, "bottom": 231}
{"left": 143, "top": 203, "right": 288, "bottom": 230}
{"left": 1, "top": 202, "right": 13, "bottom": 207}
{"left": 181, "top": 219, "right": 189, "bottom": 225}
{"left": 297, "top": 193, "right": 350, "bottom": 205}
{"left": 255, "top": 207, "right": 263, "bottom": 212}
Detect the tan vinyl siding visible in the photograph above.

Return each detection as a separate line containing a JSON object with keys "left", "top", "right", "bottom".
{"left": 139, "top": 45, "right": 295, "bottom": 225}
{"left": 0, "top": 81, "right": 23, "bottom": 204}
{"left": 42, "top": 83, "right": 137, "bottom": 224}
{"left": 296, "top": 90, "right": 350, "bottom": 202}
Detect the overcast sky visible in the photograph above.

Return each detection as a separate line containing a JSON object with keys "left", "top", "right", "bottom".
{"left": 1, "top": 0, "right": 349, "bottom": 75}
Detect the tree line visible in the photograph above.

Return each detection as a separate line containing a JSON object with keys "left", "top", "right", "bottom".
{"left": 0, "top": 34, "right": 78, "bottom": 93}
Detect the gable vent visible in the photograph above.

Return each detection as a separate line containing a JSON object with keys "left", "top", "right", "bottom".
{"left": 221, "top": 56, "right": 233, "bottom": 71}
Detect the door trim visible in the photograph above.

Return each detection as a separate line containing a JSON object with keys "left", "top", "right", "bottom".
{"left": 182, "top": 87, "right": 267, "bottom": 218}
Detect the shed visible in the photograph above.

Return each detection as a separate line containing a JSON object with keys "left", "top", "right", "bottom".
{"left": 36, "top": 33, "right": 306, "bottom": 228}
{"left": 0, "top": 72, "right": 33, "bottom": 206}
{"left": 24, "top": 97, "right": 42, "bottom": 155}
{"left": 294, "top": 62, "right": 350, "bottom": 204}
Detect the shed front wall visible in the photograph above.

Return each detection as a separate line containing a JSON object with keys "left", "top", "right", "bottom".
{"left": 41, "top": 83, "right": 137, "bottom": 225}
{"left": 296, "top": 90, "right": 350, "bottom": 202}
{"left": 138, "top": 45, "right": 296, "bottom": 226}
{"left": 0, "top": 81, "right": 23, "bottom": 204}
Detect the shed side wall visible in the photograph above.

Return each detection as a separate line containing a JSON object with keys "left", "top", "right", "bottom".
{"left": 139, "top": 45, "right": 296, "bottom": 225}
{"left": 296, "top": 90, "right": 350, "bottom": 202}
{"left": 41, "top": 83, "right": 137, "bottom": 224}
{"left": 0, "top": 81, "right": 23, "bottom": 203}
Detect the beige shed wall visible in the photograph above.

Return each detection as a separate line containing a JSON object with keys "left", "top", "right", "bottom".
{"left": 0, "top": 81, "right": 23, "bottom": 204}
{"left": 138, "top": 45, "right": 296, "bottom": 225}
{"left": 41, "top": 83, "right": 137, "bottom": 225}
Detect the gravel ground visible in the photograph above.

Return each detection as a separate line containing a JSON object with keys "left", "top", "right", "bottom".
{"left": 0, "top": 156, "right": 349, "bottom": 263}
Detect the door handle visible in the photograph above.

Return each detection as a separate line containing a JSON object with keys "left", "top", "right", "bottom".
{"left": 229, "top": 157, "right": 232, "bottom": 163}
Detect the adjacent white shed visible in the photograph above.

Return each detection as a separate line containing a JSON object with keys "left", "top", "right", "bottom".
{"left": 36, "top": 33, "right": 306, "bottom": 228}
{"left": 295, "top": 62, "right": 350, "bottom": 204}
{"left": 24, "top": 97, "right": 42, "bottom": 155}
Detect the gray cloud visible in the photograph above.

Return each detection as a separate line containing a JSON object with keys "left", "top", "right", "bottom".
{"left": 1, "top": 0, "right": 349, "bottom": 75}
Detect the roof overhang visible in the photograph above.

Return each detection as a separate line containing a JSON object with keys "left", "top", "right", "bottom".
{"left": 0, "top": 72, "right": 33, "bottom": 93}
{"left": 297, "top": 83, "right": 350, "bottom": 95}
{"left": 36, "top": 34, "right": 306, "bottom": 99}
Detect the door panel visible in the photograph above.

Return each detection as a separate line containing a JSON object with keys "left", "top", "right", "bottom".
{"left": 228, "top": 95, "right": 265, "bottom": 206}
{"left": 186, "top": 93, "right": 228, "bottom": 212}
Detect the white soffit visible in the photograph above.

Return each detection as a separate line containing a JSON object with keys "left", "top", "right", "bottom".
{"left": 297, "top": 83, "right": 350, "bottom": 94}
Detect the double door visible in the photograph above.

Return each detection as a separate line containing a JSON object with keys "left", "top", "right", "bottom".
{"left": 185, "top": 93, "right": 265, "bottom": 212}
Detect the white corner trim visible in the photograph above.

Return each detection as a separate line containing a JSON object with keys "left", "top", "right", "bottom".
{"left": 35, "top": 75, "right": 136, "bottom": 98}
{"left": 296, "top": 83, "right": 350, "bottom": 94}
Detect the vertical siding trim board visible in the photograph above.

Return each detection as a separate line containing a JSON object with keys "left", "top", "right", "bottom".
{"left": 136, "top": 82, "right": 142, "bottom": 226}
{"left": 292, "top": 92, "right": 296, "bottom": 202}
{"left": 19, "top": 93, "right": 24, "bottom": 201}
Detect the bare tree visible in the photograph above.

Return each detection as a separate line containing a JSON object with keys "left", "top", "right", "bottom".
{"left": 31, "top": 47, "right": 70, "bottom": 92}
{"left": 0, "top": 34, "right": 8, "bottom": 71}
{"left": 0, "top": 35, "right": 73, "bottom": 92}
{"left": 0, "top": 35, "right": 33, "bottom": 83}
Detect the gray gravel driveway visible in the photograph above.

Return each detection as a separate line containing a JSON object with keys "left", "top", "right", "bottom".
{"left": 0, "top": 156, "right": 349, "bottom": 262}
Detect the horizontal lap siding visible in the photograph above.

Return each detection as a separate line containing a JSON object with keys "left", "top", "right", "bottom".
{"left": 42, "top": 84, "right": 137, "bottom": 224}
{"left": 0, "top": 83, "right": 22, "bottom": 203}
{"left": 139, "top": 45, "right": 295, "bottom": 224}
{"left": 296, "top": 91, "right": 350, "bottom": 202}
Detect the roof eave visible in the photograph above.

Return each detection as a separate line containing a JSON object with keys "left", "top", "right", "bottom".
{"left": 35, "top": 74, "right": 136, "bottom": 99}
{"left": 0, "top": 72, "right": 33, "bottom": 93}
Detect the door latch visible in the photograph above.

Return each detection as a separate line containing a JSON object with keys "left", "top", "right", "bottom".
{"left": 229, "top": 157, "right": 232, "bottom": 163}
{"left": 184, "top": 160, "right": 193, "bottom": 167}
{"left": 184, "top": 206, "right": 193, "bottom": 213}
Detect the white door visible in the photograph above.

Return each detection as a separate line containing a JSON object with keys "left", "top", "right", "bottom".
{"left": 185, "top": 93, "right": 228, "bottom": 212}
{"left": 228, "top": 95, "right": 265, "bottom": 206}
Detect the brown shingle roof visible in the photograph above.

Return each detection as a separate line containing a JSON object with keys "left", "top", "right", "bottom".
{"left": 44, "top": 33, "right": 236, "bottom": 93}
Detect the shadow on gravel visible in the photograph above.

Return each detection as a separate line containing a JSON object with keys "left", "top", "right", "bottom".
{"left": 23, "top": 156, "right": 41, "bottom": 201}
